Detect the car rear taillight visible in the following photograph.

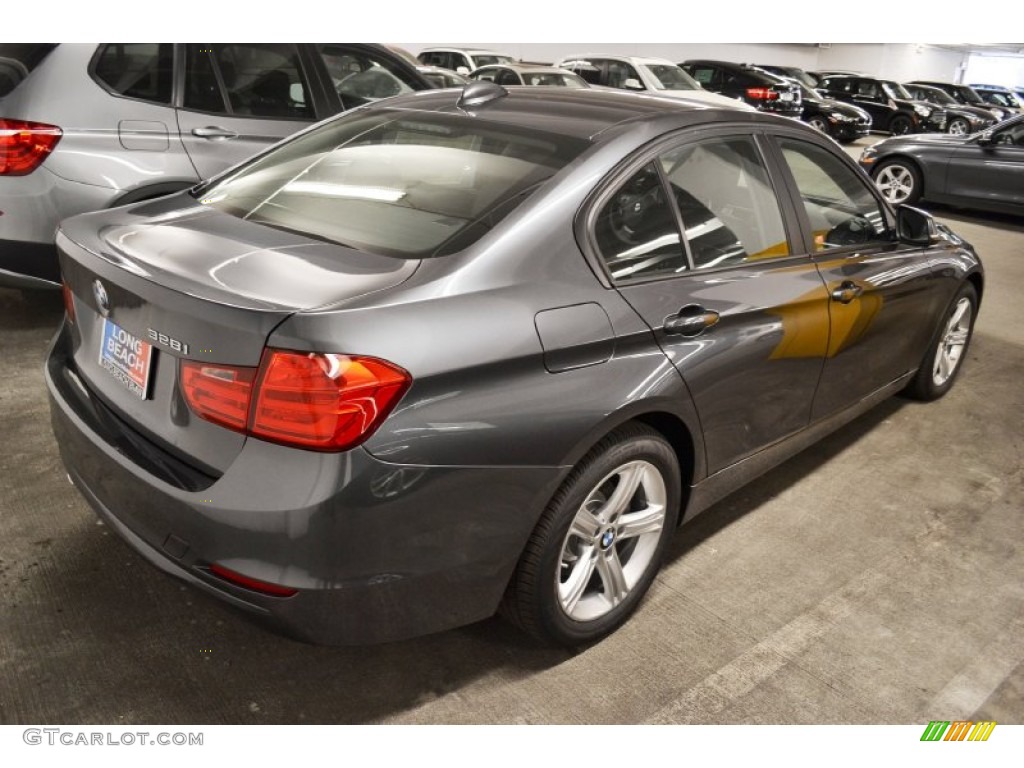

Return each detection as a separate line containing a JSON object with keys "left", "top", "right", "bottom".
{"left": 181, "top": 361, "right": 257, "bottom": 432}
{"left": 181, "top": 350, "right": 410, "bottom": 452}
{"left": 208, "top": 563, "right": 298, "bottom": 598}
{"left": 61, "top": 282, "right": 75, "bottom": 325}
{"left": 746, "top": 87, "right": 780, "bottom": 101}
{"left": 0, "top": 119, "right": 62, "bottom": 175}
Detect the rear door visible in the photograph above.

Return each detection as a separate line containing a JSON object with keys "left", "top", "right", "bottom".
{"left": 589, "top": 130, "right": 831, "bottom": 473}
{"left": 768, "top": 132, "right": 946, "bottom": 418}
{"left": 176, "top": 43, "right": 318, "bottom": 179}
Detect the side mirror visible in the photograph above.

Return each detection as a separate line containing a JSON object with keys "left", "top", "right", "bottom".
{"left": 896, "top": 205, "right": 940, "bottom": 246}
{"left": 623, "top": 78, "right": 644, "bottom": 91}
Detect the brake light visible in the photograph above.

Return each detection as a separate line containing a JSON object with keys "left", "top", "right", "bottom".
{"left": 746, "top": 87, "right": 780, "bottom": 101}
{"left": 208, "top": 563, "right": 298, "bottom": 598}
{"left": 250, "top": 351, "right": 411, "bottom": 450}
{"left": 181, "top": 361, "right": 257, "bottom": 431}
{"left": 61, "top": 282, "right": 75, "bottom": 325}
{"left": 180, "top": 350, "right": 410, "bottom": 451}
{"left": 0, "top": 119, "right": 62, "bottom": 175}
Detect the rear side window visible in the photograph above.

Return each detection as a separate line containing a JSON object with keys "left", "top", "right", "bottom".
{"left": 93, "top": 44, "right": 173, "bottom": 104}
{"left": 0, "top": 44, "right": 57, "bottom": 98}
{"left": 198, "top": 111, "right": 590, "bottom": 258}
{"left": 562, "top": 60, "right": 602, "bottom": 85}
{"left": 184, "top": 44, "right": 313, "bottom": 119}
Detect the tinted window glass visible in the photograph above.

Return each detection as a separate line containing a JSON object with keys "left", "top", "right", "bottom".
{"left": 659, "top": 137, "right": 789, "bottom": 269}
{"left": 689, "top": 66, "right": 717, "bottom": 87}
{"left": 318, "top": 44, "right": 422, "bottom": 109}
{"left": 199, "top": 111, "right": 589, "bottom": 259}
{"left": 606, "top": 60, "right": 642, "bottom": 89}
{"left": 184, "top": 45, "right": 227, "bottom": 113}
{"left": 202, "top": 43, "right": 313, "bottom": 119}
{"left": 778, "top": 138, "right": 891, "bottom": 250}
{"left": 523, "top": 72, "right": 588, "bottom": 88}
{"left": 595, "top": 163, "right": 688, "bottom": 282}
{"left": 495, "top": 69, "right": 521, "bottom": 86}
{"left": 0, "top": 43, "right": 57, "bottom": 98}
{"left": 473, "top": 55, "right": 513, "bottom": 67}
{"left": 562, "top": 60, "right": 602, "bottom": 85}
{"left": 94, "top": 44, "right": 173, "bottom": 104}
{"left": 471, "top": 67, "right": 498, "bottom": 82}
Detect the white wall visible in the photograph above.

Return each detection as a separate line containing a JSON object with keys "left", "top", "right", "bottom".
{"left": 965, "top": 54, "right": 1024, "bottom": 87}
{"left": 396, "top": 42, "right": 968, "bottom": 81}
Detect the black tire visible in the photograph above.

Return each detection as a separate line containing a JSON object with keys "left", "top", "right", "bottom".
{"left": 902, "top": 282, "right": 978, "bottom": 401}
{"left": 872, "top": 158, "right": 923, "bottom": 206}
{"left": 889, "top": 114, "right": 913, "bottom": 135}
{"left": 947, "top": 117, "right": 970, "bottom": 136}
{"left": 501, "top": 423, "right": 681, "bottom": 646}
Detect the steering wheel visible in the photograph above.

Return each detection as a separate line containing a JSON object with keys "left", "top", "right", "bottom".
{"left": 607, "top": 170, "right": 664, "bottom": 245}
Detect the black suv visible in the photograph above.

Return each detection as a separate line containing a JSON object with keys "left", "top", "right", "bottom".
{"left": 818, "top": 75, "right": 945, "bottom": 135}
{"left": 679, "top": 60, "right": 802, "bottom": 117}
{"left": 903, "top": 83, "right": 996, "bottom": 136}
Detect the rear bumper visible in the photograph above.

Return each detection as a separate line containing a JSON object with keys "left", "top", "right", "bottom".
{"left": 46, "top": 322, "right": 564, "bottom": 644}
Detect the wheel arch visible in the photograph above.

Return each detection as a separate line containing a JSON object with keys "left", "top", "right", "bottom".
{"left": 107, "top": 180, "right": 197, "bottom": 208}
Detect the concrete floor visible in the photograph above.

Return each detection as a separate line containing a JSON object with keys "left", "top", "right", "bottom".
{"left": 1, "top": 137, "right": 1022, "bottom": 724}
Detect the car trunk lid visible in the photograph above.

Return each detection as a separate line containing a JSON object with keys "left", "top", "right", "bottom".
{"left": 57, "top": 201, "right": 419, "bottom": 474}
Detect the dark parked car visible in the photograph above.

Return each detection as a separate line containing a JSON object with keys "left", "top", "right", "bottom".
{"left": 861, "top": 114, "right": 1024, "bottom": 213}
{"left": 49, "top": 83, "right": 983, "bottom": 647}
{"left": 0, "top": 43, "right": 431, "bottom": 290}
{"left": 789, "top": 80, "right": 871, "bottom": 143}
{"left": 969, "top": 84, "right": 1023, "bottom": 115}
{"left": 679, "top": 60, "right": 802, "bottom": 117}
{"left": 818, "top": 75, "right": 945, "bottom": 134}
{"left": 470, "top": 63, "right": 588, "bottom": 88}
{"left": 903, "top": 83, "right": 996, "bottom": 136}
{"left": 908, "top": 81, "right": 1013, "bottom": 122}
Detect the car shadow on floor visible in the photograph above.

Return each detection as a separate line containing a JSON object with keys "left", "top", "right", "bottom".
{"left": 0, "top": 286, "right": 63, "bottom": 333}
{"left": 928, "top": 205, "right": 1024, "bottom": 234}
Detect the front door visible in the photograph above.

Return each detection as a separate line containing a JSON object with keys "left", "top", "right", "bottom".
{"left": 591, "top": 132, "right": 831, "bottom": 474}
{"left": 769, "top": 134, "right": 945, "bottom": 419}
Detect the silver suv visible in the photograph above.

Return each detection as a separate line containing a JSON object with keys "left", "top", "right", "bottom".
{"left": 0, "top": 43, "right": 429, "bottom": 289}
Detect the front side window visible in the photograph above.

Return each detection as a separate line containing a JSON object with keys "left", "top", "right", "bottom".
{"left": 778, "top": 138, "right": 892, "bottom": 251}
{"left": 198, "top": 111, "right": 589, "bottom": 259}
{"left": 561, "top": 60, "right": 602, "bottom": 85}
{"left": 185, "top": 44, "right": 313, "bottom": 119}
{"left": 523, "top": 72, "right": 588, "bottom": 89}
{"left": 473, "top": 55, "right": 513, "bottom": 68}
{"left": 594, "top": 163, "right": 688, "bottom": 282}
{"left": 495, "top": 69, "right": 521, "bottom": 86}
{"left": 659, "top": 137, "right": 790, "bottom": 269}
{"left": 688, "top": 66, "right": 718, "bottom": 88}
{"left": 94, "top": 44, "right": 173, "bottom": 104}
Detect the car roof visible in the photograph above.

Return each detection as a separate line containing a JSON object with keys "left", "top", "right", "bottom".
{"left": 557, "top": 54, "right": 675, "bottom": 67}
{"left": 370, "top": 86, "right": 768, "bottom": 142}
{"left": 422, "top": 47, "right": 507, "bottom": 56}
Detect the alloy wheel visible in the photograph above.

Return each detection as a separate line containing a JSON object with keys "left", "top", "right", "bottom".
{"left": 875, "top": 164, "right": 916, "bottom": 204}
{"left": 948, "top": 118, "right": 970, "bottom": 136}
{"left": 556, "top": 460, "right": 667, "bottom": 622}
{"left": 809, "top": 117, "right": 828, "bottom": 132}
{"left": 932, "top": 297, "right": 973, "bottom": 386}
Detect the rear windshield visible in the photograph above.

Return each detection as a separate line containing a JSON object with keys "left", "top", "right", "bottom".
{"left": 197, "top": 110, "right": 590, "bottom": 258}
{"left": 0, "top": 44, "right": 57, "bottom": 98}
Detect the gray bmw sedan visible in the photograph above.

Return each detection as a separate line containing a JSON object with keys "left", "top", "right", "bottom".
{"left": 48, "top": 83, "right": 983, "bottom": 646}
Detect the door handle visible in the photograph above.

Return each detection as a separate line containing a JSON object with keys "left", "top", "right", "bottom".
{"left": 191, "top": 126, "right": 238, "bottom": 140}
{"left": 664, "top": 305, "right": 721, "bottom": 337}
{"left": 831, "top": 280, "right": 864, "bottom": 304}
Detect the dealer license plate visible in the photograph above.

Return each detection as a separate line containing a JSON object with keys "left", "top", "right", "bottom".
{"left": 98, "top": 319, "right": 154, "bottom": 399}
